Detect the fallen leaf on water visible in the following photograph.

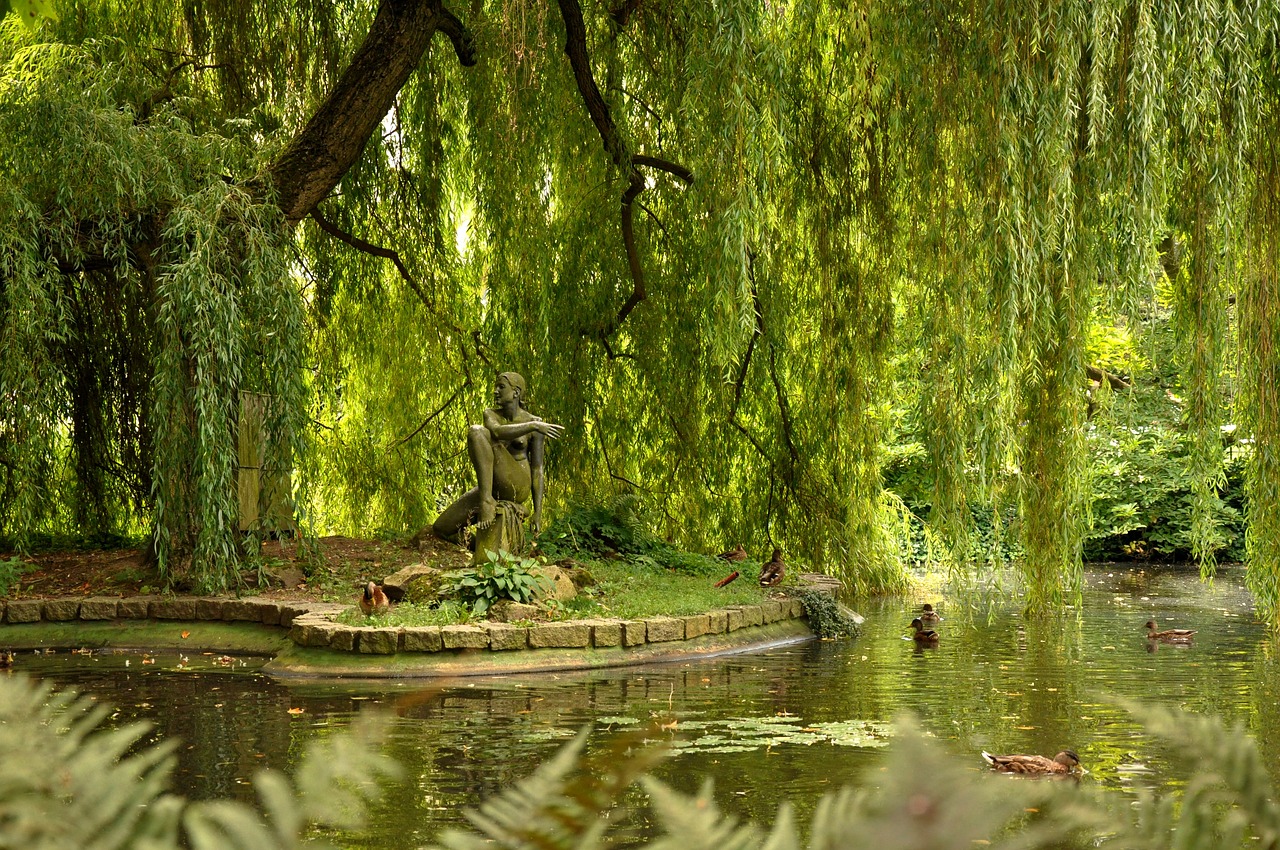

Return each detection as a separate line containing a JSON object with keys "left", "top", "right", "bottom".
{"left": 181, "top": 631, "right": 190, "bottom": 639}
{"left": 287, "top": 707, "right": 305, "bottom": 715}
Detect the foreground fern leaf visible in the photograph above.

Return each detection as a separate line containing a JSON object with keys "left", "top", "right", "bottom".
{"left": 0, "top": 674, "right": 397, "bottom": 850}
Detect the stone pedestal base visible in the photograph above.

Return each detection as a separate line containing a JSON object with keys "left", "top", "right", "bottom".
{"left": 472, "top": 501, "right": 527, "bottom": 565}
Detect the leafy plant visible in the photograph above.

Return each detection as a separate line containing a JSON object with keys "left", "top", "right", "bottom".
{"left": 0, "top": 555, "right": 31, "bottom": 596}
{"left": 448, "top": 550, "right": 550, "bottom": 616}
{"left": 794, "top": 589, "right": 861, "bottom": 639}
{"left": 0, "top": 674, "right": 398, "bottom": 850}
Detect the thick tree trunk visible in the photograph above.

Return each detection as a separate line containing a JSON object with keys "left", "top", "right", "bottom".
{"left": 266, "top": 0, "right": 474, "bottom": 224}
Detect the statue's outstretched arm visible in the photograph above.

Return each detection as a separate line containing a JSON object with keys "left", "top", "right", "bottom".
{"left": 483, "top": 409, "right": 565, "bottom": 443}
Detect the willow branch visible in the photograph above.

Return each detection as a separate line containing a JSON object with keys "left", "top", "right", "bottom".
{"left": 727, "top": 252, "right": 776, "bottom": 467}
{"left": 556, "top": 0, "right": 693, "bottom": 343}
{"left": 310, "top": 208, "right": 429, "bottom": 305}
{"left": 393, "top": 382, "right": 467, "bottom": 448}
{"left": 1086, "top": 364, "right": 1131, "bottom": 391}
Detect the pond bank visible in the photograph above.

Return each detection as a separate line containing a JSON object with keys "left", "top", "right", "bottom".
{"left": 0, "top": 593, "right": 817, "bottom": 679}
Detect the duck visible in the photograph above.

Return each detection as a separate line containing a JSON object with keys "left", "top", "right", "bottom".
{"left": 1144, "top": 620, "right": 1196, "bottom": 641}
{"left": 909, "top": 617, "right": 939, "bottom": 643}
{"left": 920, "top": 603, "right": 942, "bottom": 623}
{"left": 981, "top": 749, "right": 1081, "bottom": 775}
{"left": 0, "top": 650, "right": 12, "bottom": 669}
{"left": 759, "top": 548, "right": 786, "bottom": 587}
{"left": 359, "top": 581, "right": 390, "bottom": 616}
{"left": 717, "top": 544, "right": 748, "bottom": 563}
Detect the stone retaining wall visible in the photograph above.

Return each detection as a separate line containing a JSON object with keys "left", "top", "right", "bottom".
{"left": 1, "top": 595, "right": 809, "bottom": 656}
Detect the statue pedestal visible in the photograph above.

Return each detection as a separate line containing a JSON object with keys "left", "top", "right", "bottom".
{"left": 472, "top": 501, "right": 527, "bottom": 565}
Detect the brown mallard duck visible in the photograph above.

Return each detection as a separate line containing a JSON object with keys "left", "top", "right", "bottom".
{"left": 359, "top": 581, "right": 390, "bottom": 617}
{"left": 758, "top": 548, "right": 786, "bottom": 587}
{"left": 982, "top": 749, "right": 1080, "bottom": 775}
{"left": 920, "top": 603, "right": 942, "bottom": 623}
{"left": 0, "top": 650, "right": 13, "bottom": 669}
{"left": 1144, "top": 620, "right": 1196, "bottom": 641}
{"left": 909, "top": 617, "right": 939, "bottom": 643}
{"left": 717, "top": 544, "right": 748, "bottom": 563}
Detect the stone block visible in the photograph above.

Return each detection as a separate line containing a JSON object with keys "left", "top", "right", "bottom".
{"left": 307, "top": 623, "right": 339, "bottom": 648}
{"left": 441, "top": 625, "right": 489, "bottom": 650}
{"left": 528, "top": 621, "right": 590, "bottom": 648}
{"left": 381, "top": 564, "right": 445, "bottom": 603}
{"left": 289, "top": 622, "right": 319, "bottom": 646}
{"left": 116, "top": 597, "right": 155, "bottom": 619}
{"left": 42, "top": 598, "right": 81, "bottom": 621}
{"left": 194, "top": 598, "right": 224, "bottom": 620}
{"left": 330, "top": 626, "right": 358, "bottom": 652}
{"left": 222, "top": 599, "right": 268, "bottom": 622}
{"left": 683, "top": 613, "right": 711, "bottom": 639}
{"left": 487, "top": 623, "right": 529, "bottom": 651}
{"left": 4, "top": 599, "right": 42, "bottom": 623}
{"left": 588, "top": 619, "right": 623, "bottom": 647}
{"left": 645, "top": 617, "right": 684, "bottom": 643}
{"left": 622, "top": 620, "right": 647, "bottom": 646}
{"left": 258, "top": 602, "right": 284, "bottom": 626}
{"left": 78, "top": 598, "right": 120, "bottom": 620}
{"left": 760, "top": 600, "right": 784, "bottom": 623}
{"left": 402, "top": 626, "right": 444, "bottom": 653}
{"left": 358, "top": 628, "right": 399, "bottom": 655}
{"left": 490, "top": 600, "right": 540, "bottom": 622}
{"left": 740, "top": 605, "right": 763, "bottom": 627}
{"left": 277, "top": 603, "right": 313, "bottom": 628}
{"left": 151, "top": 598, "right": 197, "bottom": 620}
{"left": 725, "top": 608, "right": 745, "bottom": 631}
{"left": 787, "top": 598, "right": 805, "bottom": 618}
{"left": 707, "top": 610, "right": 729, "bottom": 633}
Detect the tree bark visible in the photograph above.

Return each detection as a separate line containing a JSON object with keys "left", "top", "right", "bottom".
{"left": 266, "top": 0, "right": 475, "bottom": 225}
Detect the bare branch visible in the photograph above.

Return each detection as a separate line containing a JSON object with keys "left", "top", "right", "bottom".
{"left": 309, "top": 207, "right": 430, "bottom": 305}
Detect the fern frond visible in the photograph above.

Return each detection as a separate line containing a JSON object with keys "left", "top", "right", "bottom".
{"left": 0, "top": 675, "right": 178, "bottom": 850}
{"left": 429, "top": 725, "right": 671, "bottom": 850}
{"left": 292, "top": 711, "right": 401, "bottom": 832}
{"left": 640, "top": 777, "right": 763, "bottom": 850}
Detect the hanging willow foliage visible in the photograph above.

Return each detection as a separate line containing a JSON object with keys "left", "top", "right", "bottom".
{"left": 3, "top": 1, "right": 1280, "bottom": 617}
{"left": 0, "top": 19, "right": 305, "bottom": 591}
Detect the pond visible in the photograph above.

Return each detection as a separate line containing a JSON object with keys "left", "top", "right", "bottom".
{"left": 13, "top": 564, "right": 1277, "bottom": 848}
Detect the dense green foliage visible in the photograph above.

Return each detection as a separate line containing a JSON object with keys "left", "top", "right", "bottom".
{"left": 3, "top": 1, "right": 1280, "bottom": 619}
{"left": 6, "top": 671, "right": 1279, "bottom": 850}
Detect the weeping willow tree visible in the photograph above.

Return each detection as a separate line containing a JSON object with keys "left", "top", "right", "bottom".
{"left": 2, "top": 0, "right": 1279, "bottom": 617}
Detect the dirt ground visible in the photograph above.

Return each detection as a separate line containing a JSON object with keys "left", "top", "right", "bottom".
{"left": 2, "top": 534, "right": 474, "bottom": 603}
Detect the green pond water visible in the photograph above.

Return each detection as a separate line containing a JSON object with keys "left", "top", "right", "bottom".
{"left": 12, "top": 564, "right": 1278, "bottom": 848}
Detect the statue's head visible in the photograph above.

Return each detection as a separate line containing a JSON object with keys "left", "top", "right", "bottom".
{"left": 497, "top": 371, "right": 527, "bottom": 408}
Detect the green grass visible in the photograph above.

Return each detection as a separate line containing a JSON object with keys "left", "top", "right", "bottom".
{"left": 333, "top": 557, "right": 775, "bottom": 627}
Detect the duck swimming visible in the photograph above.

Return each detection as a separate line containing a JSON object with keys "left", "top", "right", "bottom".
{"left": 920, "top": 603, "right": 942, "bottom": 623}
{"left": 909, "top": 617, "right": 939, "bottom": 643}
{"left": 1144, "top": 620, "right": 1196, "bottom": 641}
{"left": 982, "top": 749, "right": 1080, "bottom": 775}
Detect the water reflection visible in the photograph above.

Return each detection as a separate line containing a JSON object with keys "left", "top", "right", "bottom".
{"left": 14, "top": 565, "right": 1278, "bottom": 849}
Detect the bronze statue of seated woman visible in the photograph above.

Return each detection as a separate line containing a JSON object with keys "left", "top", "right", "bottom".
{"left": 432, "top": 371, "right": 564, "bottom": 548}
